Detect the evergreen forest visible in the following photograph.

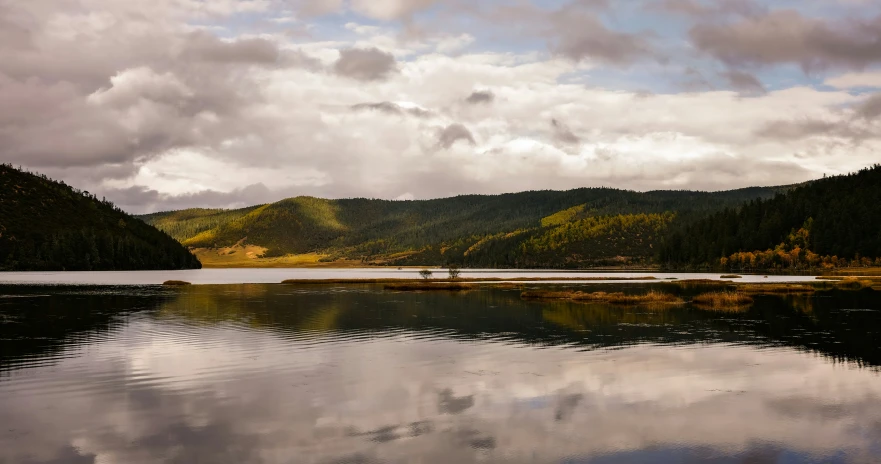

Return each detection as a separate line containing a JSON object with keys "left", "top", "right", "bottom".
{"left": 141, "top": 183, "right": 795, "bottom": 269}
{"left": 658, "top": 165, "right": 881, "bottom": 271}
{"left": 0, "top": 164, "right": 201, "bottom": 271}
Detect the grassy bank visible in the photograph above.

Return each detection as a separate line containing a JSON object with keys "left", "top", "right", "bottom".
{"left": 692, "top": 292, "right": 754, "bottom": 310}
{"left": 520, "top": 290, "right": 684, "bottom": 306}
{"left": 193, "top": 247, "right": 366, "bottom": 268}
{"left": 384, "top": 282, "right": 475, "bottom": 291}
{"left": 281, "top": 277, "right": 658, "bottom": 284}
{"left": 736, "top": 284, "right": 816, "bottom": 294}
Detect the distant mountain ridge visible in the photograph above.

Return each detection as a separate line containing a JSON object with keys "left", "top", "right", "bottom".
{"left": 0, "top": 165, "right": 201, "bottom": 271}
{"left": 140, "top": 184, "right": 794, "bottom": 268}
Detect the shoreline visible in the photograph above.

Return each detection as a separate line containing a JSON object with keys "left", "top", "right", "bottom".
{"left": 2, "top": 269, "right": 872, "bottom": 287}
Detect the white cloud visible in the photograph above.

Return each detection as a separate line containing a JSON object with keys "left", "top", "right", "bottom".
{"left": 2, "top": 0, "right": 879, "bottom": 213}
{"left": 435, "top": 33, "right": 475, "bottom": 54}
{"left": 825, "top": 70, "right": 881, "bottom": 89}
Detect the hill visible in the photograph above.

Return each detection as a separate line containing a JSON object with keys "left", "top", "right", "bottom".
{"left": 658, "top": 165, "right": 881, "bottom": 271}
{"left": 141, "top": 186, "right": 789, "bottom": 269}
{"left": 0, "top": 164, "right": 201, "bottom": 271}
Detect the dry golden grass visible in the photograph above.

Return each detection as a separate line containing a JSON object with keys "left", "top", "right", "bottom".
{"left": 280, "top": 276, "right": 657, "bottom": 284}
{"left": 834, "top": 279, "right": 876, "bottom": 290}
{"left": 817, "top": 275, "right": 881, "bottom": 280}
{"left": 521, "top": 290, "right": 683, "bottom": 306}
{"left": 162, "top": 280, "right": 192, "bottom": 286}
{"left": 383, "top": 282, "right": 474, "bottom": 291}
{"left": 666, "top": 279, "right": 733, "bottom": 291}
{"left": 735, "top": 284, "right": 816, "bottom": 294}
{"left": 692, "top": 292, "right": 754, "bottom": 310}
{"left": 484, "top": 282, "right": 525, "bottom": 289}
{"left": 193, "top": 247, "right": 365, "bottom": 268}
{"left": 521, "top": 290, "right": 603, "bottom": 300}
{"left": 817, "top": 268, "right": 881, "bottom": 277}
{"left": 670, "top": 279, "right": 726, "bottom": 285}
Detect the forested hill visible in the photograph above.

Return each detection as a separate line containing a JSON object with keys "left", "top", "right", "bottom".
{"left": 140, "top": 185, "right": 789, "bottom": 268}
{"left": 0, "top": 165, "right": 201, "bottom": 271}
{"left": 658, "top": 165, "right": 881, "bottom": 270}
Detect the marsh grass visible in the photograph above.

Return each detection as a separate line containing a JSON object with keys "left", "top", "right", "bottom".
{"left": 383, "top": 282, "right": 474, "bottom": 291}
{"left": 281, "top": 277, "right": 657, "bottom": 284}
{"left": 521, "top": 290, "right": 683, "bottom": 306}
{"left": 834, "top": 279, "right": 877, "bottom": 290}
{"left": 818, "top": 275, "right": 881, "bottom": 281}
{"left": 692, "top": 292, "right": 753, "bottom": 310}
{"left": 720, "top": 275, "right": 742, "bottom": 279}
{"left": 665, "top": 279, "right": 732, "bottom": 291}
{"left": 162, "top": 280, "right": 192, "bottom": 286}
{"left": 735, "top": 284, "right": 816, "bottom": 294}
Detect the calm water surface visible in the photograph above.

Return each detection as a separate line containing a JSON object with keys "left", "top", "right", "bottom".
{"left": 1, "top": 283, "right": 880, "bottom": 463}
{"left": 0, "top": 268, "right": 820, "bottom": 285}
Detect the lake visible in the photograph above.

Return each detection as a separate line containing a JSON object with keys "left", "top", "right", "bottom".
{"left": 2, "top": 282, "right": 880, "bottom": 463}
{"left": 0, "top": 268, "right": 820, "bottom": 285}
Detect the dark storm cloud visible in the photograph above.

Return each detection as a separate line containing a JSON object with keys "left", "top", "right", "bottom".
{"left": 437, "top": 123, "right": 476, "bottom": 149}
{"left": 333, "top": 47, "right": 398, "bottom": 81}
{"left": 720, "top": 70, "right": 766, "bottom": 95}
{"left": 551, "top": 119, "right": 581, "bottom": 145}
{"left": 690, "top": 10, "right": 881, "bottom": 71}
{"left": 465, "top": 90, "right": 494, "bottom": 105}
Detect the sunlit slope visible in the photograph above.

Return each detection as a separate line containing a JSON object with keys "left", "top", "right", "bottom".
{"left": 139, "top": 206, "right": 264, "bottom": 244}
{"left": 140, "top": 186, "right": 786, "bottom": 267}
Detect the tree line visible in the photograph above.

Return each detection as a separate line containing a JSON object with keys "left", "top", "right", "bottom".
{"left": 658, "top": 165, "right": 881, "bottom": 270}
{"left": 1, "top": 164, "right": 201, "bottom": 271}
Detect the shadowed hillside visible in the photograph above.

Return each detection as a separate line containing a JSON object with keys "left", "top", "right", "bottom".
{"left": 141, "top": 186, "right": 788, "bottom": 268}
{"left": 659, "top": 165, "right": 881, "bottom": 270}
{"left": 0, "top": 165, "right": 201, "bottom": 271}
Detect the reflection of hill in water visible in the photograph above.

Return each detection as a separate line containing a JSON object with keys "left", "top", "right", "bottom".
{"left": 154, "top": 284, "right": 881, "bottom": 369}
{"left": 2, "top": 284, "right": 880, "bottom": 374}
{"left": 0, "top": 286, "right": 172, "bottom": 375}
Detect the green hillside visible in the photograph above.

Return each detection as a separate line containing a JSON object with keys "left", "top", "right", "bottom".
{"left": 0, "top": 164, "right": 201, "bottom": 271}
{"left": 659, "top": 165, "right": 881, "bottom": 271}
{"left": 141, "top": 185, "right": 789, "bottom": 268}
{"left": 139, "top": 206, "right": 263, "bottom": 244}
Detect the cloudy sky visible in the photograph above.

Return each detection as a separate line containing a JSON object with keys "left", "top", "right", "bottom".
{"left": 4, "top": 0, "right": 881, "bottom": 213}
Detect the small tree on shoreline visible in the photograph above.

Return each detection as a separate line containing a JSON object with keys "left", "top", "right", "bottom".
{"left": 419, "top": 269, "right": 433, "bottom": 280}
{"left": 448, "top": 265, "right": 461, "bottom": 280}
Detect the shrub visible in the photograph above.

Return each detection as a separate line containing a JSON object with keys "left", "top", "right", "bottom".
{"left": 448, "top": 265, "right": 461, "bottom": 280}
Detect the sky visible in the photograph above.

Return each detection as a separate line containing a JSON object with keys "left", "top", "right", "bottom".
{"left": 3, "top": 0, "right": 881, "bottom": 213}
